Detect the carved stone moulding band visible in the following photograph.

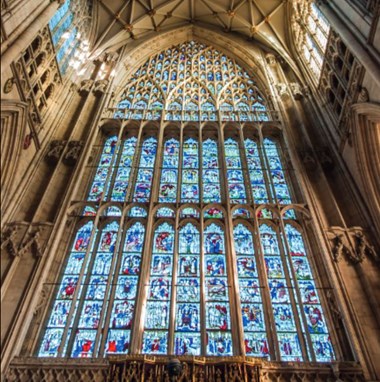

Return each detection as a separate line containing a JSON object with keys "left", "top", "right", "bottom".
{"left": 4, "top": 357, "right": 365, "bottom": 382}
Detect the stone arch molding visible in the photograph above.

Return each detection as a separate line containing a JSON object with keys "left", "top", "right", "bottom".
{"left": 350, "top": 102, "right": 380, "bottom": 234}
{"left": 0, "top": 100, "right": 29, "bottom": 219}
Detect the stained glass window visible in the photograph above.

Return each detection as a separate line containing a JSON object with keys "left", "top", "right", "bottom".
{"left": 224, "top": 138, "right": 247, "bottom": 203}
{"left": 202, "top": 139, "right": 221, "bottom": 203}
{"left": 104, "top": 222, "right": 145, "bottom": 354}
{"left": 259, "top": 224, "right": 303, "bottom": 361}
{"left": 245, "top": 138, "right": 269, "bottom": 203}
{"left": 159, "top": 139, "right": 180, "bottom": 202}
{"left": 133, "top": 137, "right": 157, "bottom": 202}
{"left": 284, "top": 225, "right": 334, "bottom": 361}
{"left": 115, "top": 41, "right": 268, "bottom": 122}
{"left": 39, "top": 39, "right": 336, "bottom": 362}
{"left": 181, "top": 138, "right": 199, "bottom": 203}
{"left": 142, "top": 223, "right": 174, "bottom": 354}
{"left": 234, "top": 224, "right": 269, "bottom": 357}
{"left": 204, "top": 224, "right": 233, "bottom": 355}
{"left": 264, "top": 139, "right": 292, "bottom": 204}
{"left": 174, "top": 224, "right": 201, "bottom": 355}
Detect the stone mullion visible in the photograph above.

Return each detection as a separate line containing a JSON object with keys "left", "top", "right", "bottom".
{"left": 199, "top": 213, "right": 206, "bottom": 355}
{"left": 58, "top": 217, "right": 99, "bottom": 357}
{"left": 199, "top": 123, "right": 204, "bottom": 206}
{"left": 217, "top": 121, "right": 242, "bottom": 355}
{"left": 253, "top": 216, "right": 280, "bottom": 361}
{"left": 177, "top": 123, "right": 184, "bottom": 204}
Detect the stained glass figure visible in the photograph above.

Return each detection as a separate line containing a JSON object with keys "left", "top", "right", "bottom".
{"left": 202, "top": 139, "right": 221, "bottom": 203}
{"left": 143, "top": 223, "right": 174, "bottom": 353}
{"left": 234, "top": 224, "right": 269, "bottom": 357}
{"left": 181, "top": 138, "right": 199, "bottom": 203}
{"left": 39, "top": 221, "right": 94, "bottom": 357}
{"left": 224, "top": 138, "right": 247, "bottom": 203}
{"left": 264, "top": 139, "right": 292, "bottom": 204}
{"left": 111, "top": 137, "right": 137, "bottom": 201}
{"left": 204, "top": 224, "right": 233, "bottom": 355}
{"left": 257, "top": 208, "right": 273, "bottom": 219}
{"left": 133, "top": 137, "right": 157, "bottom": 202}
{"left": 105, "top": 206, "right": 122, "bottom": 216}
{"left": 259, "top": 224, "right": 302, "bottom": 361}
{"left": 71, "top": 221, "right": 119, "bottom": 357}
{"left": 106, "top": 222, "right": 145, "bottom": 354}
{"left": 245, "top": 139, "right": 269, "bottom": 203}
{"left": 285, "top": 225, "right": 334, "bottom": 361}
{"left": 175, "top": 223, "right": 201, "bottom": 355}
{"left": 88, "top": 136, "right": 117, "bottom": 202}
{"left": 159, "top": 139, "right": 179, "bottom": 202}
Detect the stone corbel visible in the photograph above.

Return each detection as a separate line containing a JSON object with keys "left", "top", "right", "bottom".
{"left": 93, "top": 79, "right": 109, "bottom": 96}
{"left": 276, "top": 83, "right": 290, "bottom": 100}
{"left": 289, "top": 82, "right": 304, "bottom": 100}
{"left": 78, "top": 79, "right": 94, "bottom": 95}
{"left": 1, "top": 225, "right": 23, "bottom": 257}
{"left": 265, "top": 53, "right": 277, "bottom": 67}
{"left": 326, "top": 230, "right": 352, "bottom": 263}
{"left": 45, "top": 140, "right": 67, "bottom": 165}
{"left": 18, "top": 224, "right": 52, "bottom": 259}
{"left": 349, "top": 228, "right": 379, "bottom": 264}
{"left": 63, "top": 140, "right": 83, "bottom": 166}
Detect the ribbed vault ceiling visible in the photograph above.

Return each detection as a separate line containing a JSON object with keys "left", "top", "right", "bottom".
{"left": 92, "top": 0, "right": 290, "bottom": 56}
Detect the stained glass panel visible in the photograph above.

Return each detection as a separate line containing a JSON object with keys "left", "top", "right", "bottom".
{"left": 202, "top": 139, "right": 221, "bottom": 203}
{"left": 143, "top": 223, "right": 174, "bottom": 353}
{"left": 133, "top": 137, "right": 157, "bottom": 202}
{"left": 224, "top": 138, "right": 247, "bottom": 203}
{"left": 159, "top": 139, "right": 179, "bottom": 202}
{"left": 181, "top": 138, "right": 199, "bottom": 203}
{"left": 245, "top": 139, "right": 268, "bottom": 203}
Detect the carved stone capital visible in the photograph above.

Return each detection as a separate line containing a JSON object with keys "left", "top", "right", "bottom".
{"left": 265, "top": 53, "right": 277, "bottom": 66}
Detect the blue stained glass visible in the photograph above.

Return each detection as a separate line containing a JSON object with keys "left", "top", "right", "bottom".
{"left": 133, "top": 137, "right": 157, "bottom": 202}
{"left": 181, "top": 138, "right": 199, "bottom": 202}
{"left": 204, "top": 224, "right": 233, "bottom": 355}
{"left": 106, "top": 330, "right": 130, "bottom": 354}
{"left": 224, "top": 138, "right": 247, "bottom": 203}
{"left": 111, "top": 137, "right": 137, "bottom": 201}
{"left": 143, "top": 223, "right": 174, "bottom": 352}
{"left": 245, "top": 139, "right": 269, "bottom": 203}
{"left": 128, "top": 206, "right": 147, "bottom": 217}
{"left": 159, "top": 139, "right": 179, "bottom": 202}
{"left": 283, "top": 209, "right": 296, "bottom": 219}
{"left": 232, "top": 208, "right": 251, "bottom": 219}
{"left": 264, "top": 139, "right": 292, "bottom": 204}
{"left": 88, "top": 137, "right": 117, "bottom": 202}
{"left": 156, "top": 207, "right": 175, "bottom": 218}
{"left": 105, "top": 222, "right": 145, "bottom": 355}
{"left": 207, "top": 332, "right": 233, "bottom": 356}
{"left": 234, "top": 224, "right": 268, "bottom": 356}
{"left": 284, "top": 225, "right": 334, "bottom": 361}
{"left": 180, "top": 207, "right": 199, "bottom": 218}
{"left": 260, "top": 224, "right": 303, "bottom": 361}
{"left": 39, "top": 328, "right": 64, "bottom": 357}
{"left": 175, "top": 223, "right": 201, "bottom": 354}
{"left": 72, "top": 329, "right": 96, "bottom": 357}
{"left": 202, "top": 139, "right": 221, "bottom": 202}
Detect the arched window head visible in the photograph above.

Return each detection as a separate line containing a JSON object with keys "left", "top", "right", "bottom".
{"left": 115, "top": 41, "right": 269, "bottom": 122}
{"left": 292, "top": 1, "right": 330, "bottom": 81}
